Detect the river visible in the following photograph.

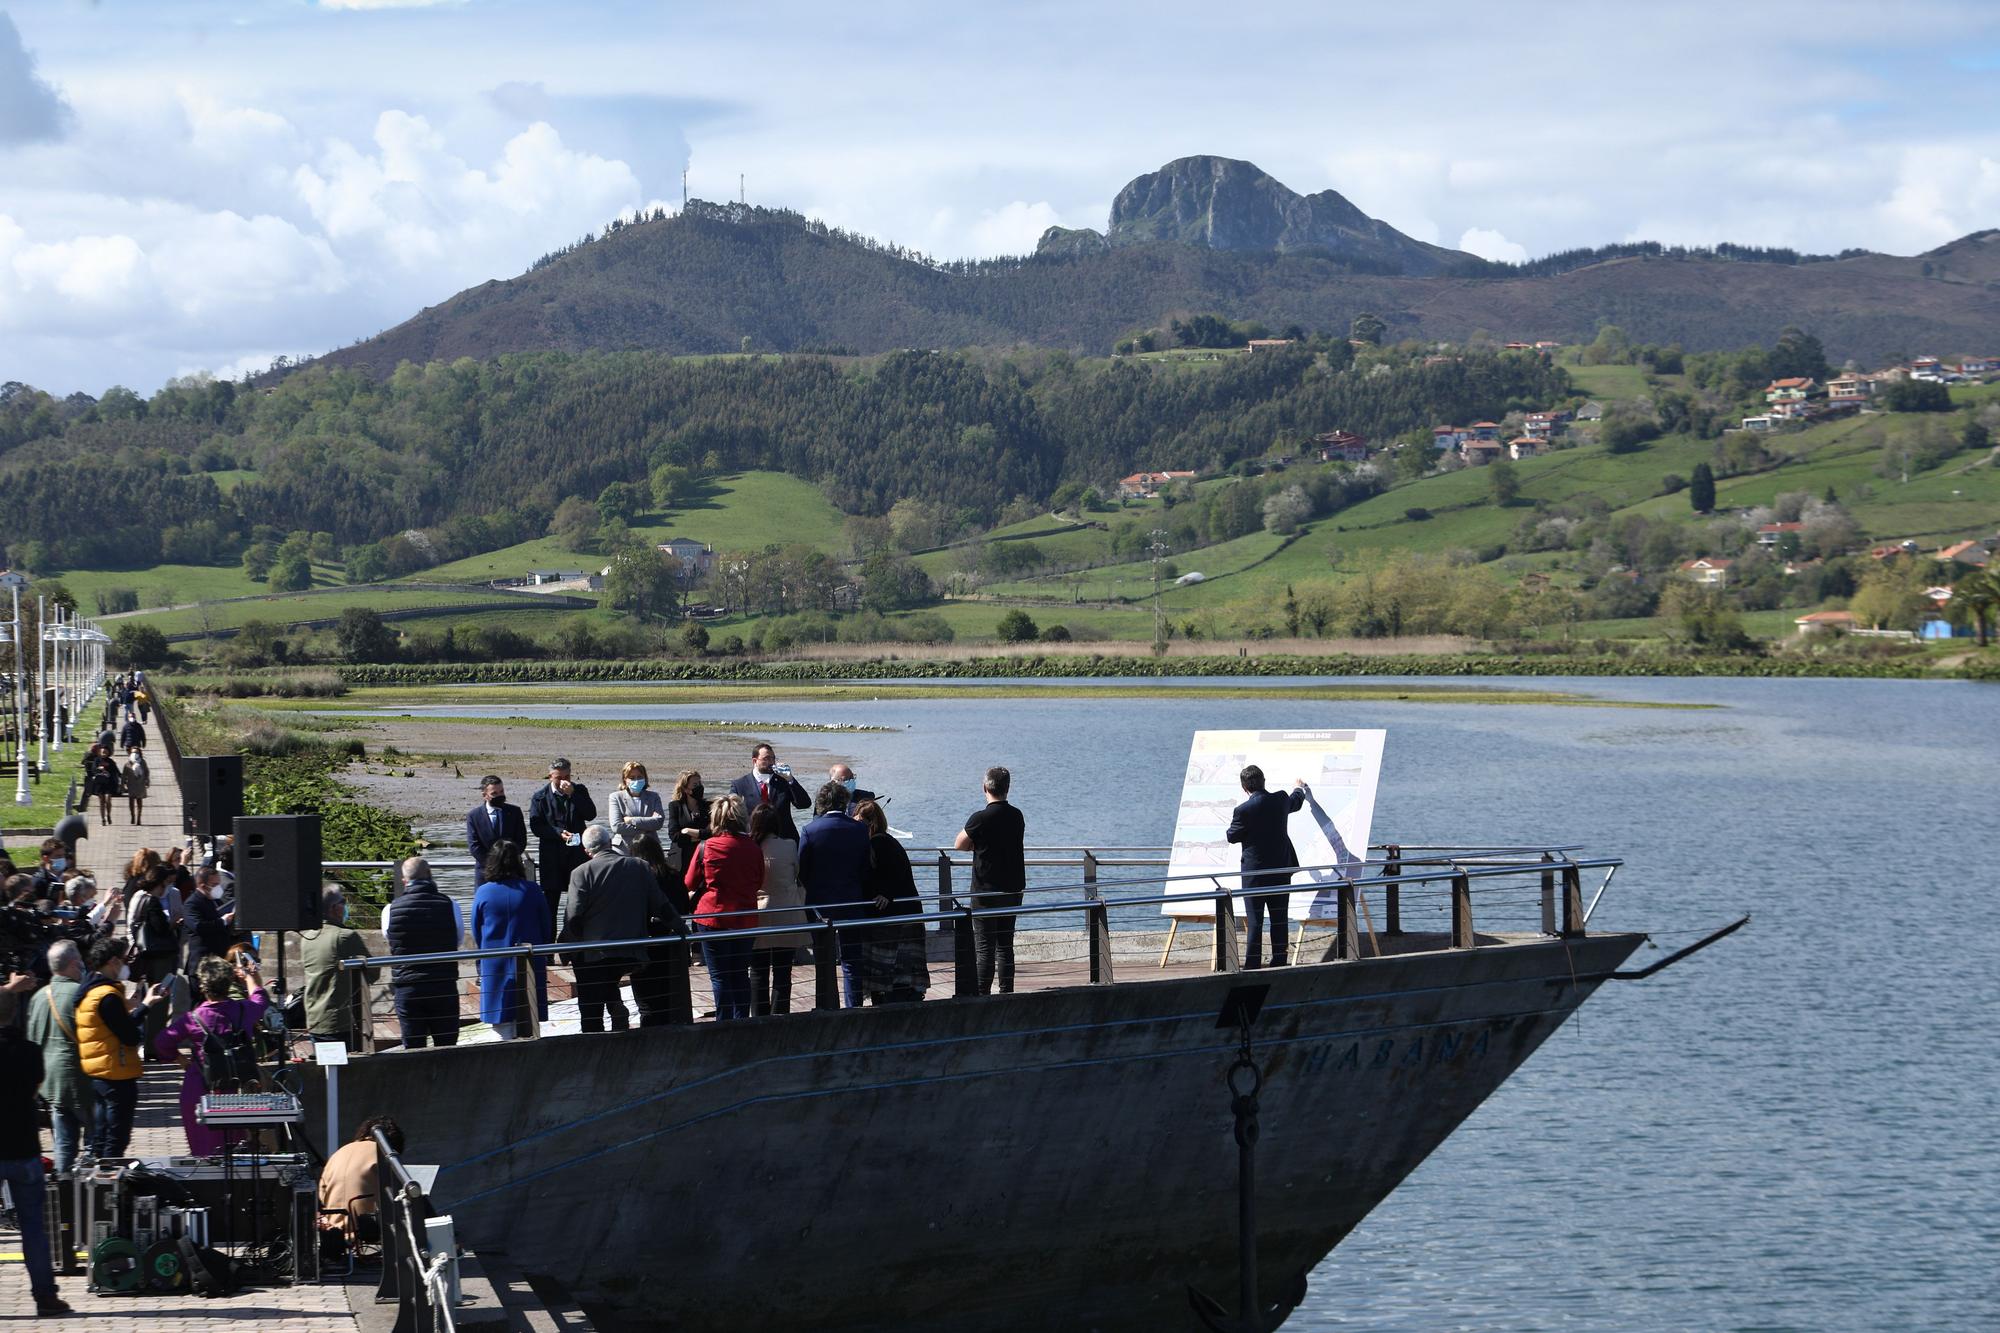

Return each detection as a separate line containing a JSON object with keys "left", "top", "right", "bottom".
{"left": 346, "top": 675, "right": 1998, "bottom": 1331}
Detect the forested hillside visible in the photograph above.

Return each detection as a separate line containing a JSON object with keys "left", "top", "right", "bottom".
{"left": 0, "top": 342, "right": 1564, "bottom": 566}
{"left": 300, "top": 202, "right": 2000, "bottom": 375}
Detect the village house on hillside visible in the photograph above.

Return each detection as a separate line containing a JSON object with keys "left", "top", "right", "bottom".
{"left": 1432, "top": 425, "right": 1469, "bottom": 451}
{"left": 1460, "top": 439, "right": 1504, "bottom": 465}
{"left": 1116, "top": 469, "right": 1195, "bottom": 499}
{"left": 1826, "top": 375, "right": 1871, "bottom": 401}
{"left": 1521, "top": 410, "right": 1567, "bottom": 440}
{"left": 1765, "top": 377, "right": 1819, "bottom": 404}
{"left": 1314, "top": 431, "right": 1371, "bottom": 463}
{"left": 656, "top": 537, "right": 716, "bottom": 576}
{"left": 1756, "top": 521, "right": 1805, "bottom": 546}
{"left": 1795, "top": 609, "right": 1856, "bottom": 635}
{"left": 1937, "top": 538, "right": 1992, "bottom": 568}
{"left": 1507, "top": 436, "right": 1542, "bottom": 460}
{"left": 1680, "top": 557, "right": 1733, "bottom": 586}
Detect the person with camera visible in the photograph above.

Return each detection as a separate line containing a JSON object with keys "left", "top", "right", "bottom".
{"left": 0, "top": 975, "right": 72, "bottom": 1316}
{"left": 76, "top": 936, "right": 170, "bottom": 1160}
{"left": 153, "top": 954, "right": 269, "bottom": 1155}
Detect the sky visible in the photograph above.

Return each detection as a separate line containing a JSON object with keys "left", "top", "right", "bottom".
{"left": 2, "top": 0, "right": 1998, "bottom": 395}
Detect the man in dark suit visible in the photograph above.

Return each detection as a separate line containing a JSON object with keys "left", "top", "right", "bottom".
{"left": 466, "top": 775, "right": 527, "bottom": 875}
{"left": 528, "top": 758, "right": 596, "bottom": 926}
{"left": 1224, "top": 764, "right": 1307, "bottom": 969}
{"left": 796, "top": 780, "right": 874, "bottom": 1006}
{"left": 728, "top": 743, "right": 810, "bottom": 841}
{"left": 564, "top": 826, "right": 677, "bottom": 1033}
{"left": 828, "top": 763, "right": 877, "bottom": 815}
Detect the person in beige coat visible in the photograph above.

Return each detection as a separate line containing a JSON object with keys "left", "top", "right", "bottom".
{"left": 748, "top": 804, "right": 812, "bottom": 1016}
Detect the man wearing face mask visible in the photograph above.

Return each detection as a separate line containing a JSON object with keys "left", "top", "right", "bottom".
{"left": 74, "top": 936, "right": 168, "bottom": 1160}
{"left": 466, "top": 776, "right": 527, "bottom": 873}
{"left": 730, "top": 743, "right": 810, "bottom": 841}
{"left": 29, "top": 839, "right": 68, "bottom": 902}
{"left": 529, "top": 760, "right": 596, "bottom": 926}
{"left": 182, "top": 867, "right": 235, "bottom": 978}
{"left": 828, "top": 763, "right": 877, "bottom": 816}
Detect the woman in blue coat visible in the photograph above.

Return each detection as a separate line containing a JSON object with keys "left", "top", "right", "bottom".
{"left": 470, "top": 841, "right": 550, "bottom": 1040}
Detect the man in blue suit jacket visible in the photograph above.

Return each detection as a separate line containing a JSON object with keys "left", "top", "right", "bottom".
{"left": 728, "top": 743, "right": 811, "bottom": 841}
{"left": 467, "top": 775, "right": 528, "bottom": 875}
{"left": 797, "top": 780, "right": 874, "bottom": 1006}
{"left": 1224, "top": 764, "right": 1307, "bottom": 969}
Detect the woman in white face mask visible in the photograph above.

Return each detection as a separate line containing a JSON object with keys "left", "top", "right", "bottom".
{"left": 608, "top": 761, "right": 666, "bottom": 852}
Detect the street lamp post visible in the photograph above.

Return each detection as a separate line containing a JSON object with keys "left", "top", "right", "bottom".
{"left": 36, "top": 595, "right": 47, "bottom": 775}
{"left": 5, "top": 578, "right": 29, "bottom": 806}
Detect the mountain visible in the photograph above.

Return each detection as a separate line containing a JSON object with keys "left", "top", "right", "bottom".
{"left": 1045, "top": 154, "right": 1470, "bottom": 275}
{"left": 309, "top": 163, "right": 2000, "bottom": 377}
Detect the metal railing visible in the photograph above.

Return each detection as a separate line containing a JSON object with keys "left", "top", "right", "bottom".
{"left": 339, "top": 845, "right": 1622, "bottom": 1035}
{"left": 374, "top": 1126, "right": 459, "bottom": 1333}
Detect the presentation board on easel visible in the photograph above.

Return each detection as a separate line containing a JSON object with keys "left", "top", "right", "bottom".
{"left": 1162, "top": 728, "right": 1386, "bottom": 925}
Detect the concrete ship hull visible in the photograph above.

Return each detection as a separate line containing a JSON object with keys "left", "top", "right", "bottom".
{"left": 323, "top": 932, "right": 1643, "bottom": 1331}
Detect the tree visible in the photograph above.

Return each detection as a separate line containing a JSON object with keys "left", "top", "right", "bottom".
{"left": 1848, "top": 558, "right": 1933, "bottom": 630}
{"left": 995, "top": 609, "right": 1039, "bottom": 642}
{"left": 649, "top": 463, "right": 694, "bottom": 511}
{"left": 1261, "top": 485, "right": 1312, "bottom": 534}
{"left": 334, "top": 607, "right": 398, "bottom": 662}
{"left": 266, "top": 549, "right": 312, "bottom": 592}
{"left": 860, "top": 553, "right": 933, "bottom": 611}
{"left": 603, "top": 545, "right": 680, "bottom": 621}
{"left": 1948, "top": 566, "right": 2000, "bottom": 646}
{"left": 596, "top": 481, "right": 646, "bottom": 525}
{"left": 241, "top": 541, "right": 275, "bottom": 581}
{"left": 1487, "top": 460, "right": 1521, "bottom": 506}
{"left": 1349, "top": 312, "right": 1386, "bottom": 346}
{"left": 549, "top": 497, "right": 599, "bottom": 551}
{"left": 111, "top": 623, "right": 170, "bottom": 669}
{"left": 1880, "top": 379, "right": 1952, "bottom": 413}
{"left": 680, "top": 621, "right": 711, "bottom": 655}
{"left": 1769, "top": 326, "right": 1829, "bottom": 382}
{"left": 1689, "top": 462, "right": 1717, "bottom": 514}
{"left": 345, "top": 543, "right": 388, "bottom": 584}
{"left": 1963, "top": 420, "right": 1990, "bottom": 453}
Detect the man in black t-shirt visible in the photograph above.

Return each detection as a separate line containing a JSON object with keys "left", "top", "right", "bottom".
{"left": 954, "top": 767, "right": 1026, "bottom": 995}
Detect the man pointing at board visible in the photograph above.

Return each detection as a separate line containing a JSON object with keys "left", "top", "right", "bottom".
{"left": 1224, "top": 764, "right": 1307, "bottom": 969}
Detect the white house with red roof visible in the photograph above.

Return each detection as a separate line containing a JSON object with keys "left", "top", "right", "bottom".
{"left": 1765, "top": 377, "right": 1818, "bottom": 405}
{"left": 1680, "top": 557, "right": 1733, "bottom": 585}
{"left": 1756, "top": 521, "right": 1805, "bottom": 546}
{"left": 1795, "top": 609, "right": 1856, "bottom": 635}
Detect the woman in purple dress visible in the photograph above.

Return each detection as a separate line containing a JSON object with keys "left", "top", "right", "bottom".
{"left": 152, "top": 954, "right": 269, "bottom": 1155}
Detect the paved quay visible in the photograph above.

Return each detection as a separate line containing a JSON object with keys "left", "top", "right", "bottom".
{"left": 1, "top": 729, "right": 370, "bottom": 1326}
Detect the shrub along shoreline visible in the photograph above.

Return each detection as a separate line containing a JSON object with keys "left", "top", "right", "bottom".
{"left": 306, "top": 650, "right": 1992, "bottom": 687}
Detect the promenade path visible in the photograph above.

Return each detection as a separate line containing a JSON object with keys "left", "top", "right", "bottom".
{"left": 1, "top": 732, "right": 370, "bottom": 1329}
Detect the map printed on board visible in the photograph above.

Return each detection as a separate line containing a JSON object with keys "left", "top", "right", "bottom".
{"left": 1163, "top": 729, "right": 1387, "bottom": 920}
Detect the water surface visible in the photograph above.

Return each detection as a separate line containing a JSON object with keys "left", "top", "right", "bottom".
{"left": 363, "top": 676, "right": 1999, "bottom": 1330}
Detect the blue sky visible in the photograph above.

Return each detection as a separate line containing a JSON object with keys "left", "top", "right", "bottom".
{"left": 2, "top": 0, "right": 1998, "bottom": 393}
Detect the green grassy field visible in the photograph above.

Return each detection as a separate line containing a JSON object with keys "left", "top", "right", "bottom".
{"left": 57, "top": 559, "right": 347, "bottom": 612}
{"left": 126, "top": 586, "right": 571, "bottom": 637}
{"left": 414, "top": 471, "right": 851, "bottom": 585}
{"left": 1563, "top": 363, "right": 1654, "bottom": 401}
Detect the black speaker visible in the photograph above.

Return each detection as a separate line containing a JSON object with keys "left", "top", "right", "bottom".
{"left": 233, "top": 814, "right": 323, "bottom": 932}
{"left": 182, "top": 756, "right": 244, "bottom": 840}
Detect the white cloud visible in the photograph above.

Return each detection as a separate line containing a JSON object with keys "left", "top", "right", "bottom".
{"left": 316, "top": 1, "right": 462, "bottom": 10}
{"left": 967, "top": 201, "right": 1064, "bottom": 257}
{"left": 1458, "top": 228, "right": 1528, "bottom": 264}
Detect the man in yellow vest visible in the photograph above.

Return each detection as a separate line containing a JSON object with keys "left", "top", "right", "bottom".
{"left": 74, "top": 937, "right": 168, "bottom": 1160}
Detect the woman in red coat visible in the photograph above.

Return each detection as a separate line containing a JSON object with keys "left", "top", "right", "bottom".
{"left": 683, "top": 795, "right": 761, "bottom": 1020}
